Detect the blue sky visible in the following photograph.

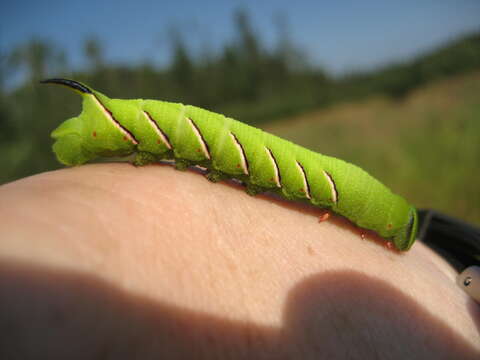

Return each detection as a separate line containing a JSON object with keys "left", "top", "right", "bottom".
{"left": 2, "top": 0, "right": 480, "bottom": 74}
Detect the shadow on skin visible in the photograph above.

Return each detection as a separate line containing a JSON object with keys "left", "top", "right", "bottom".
{"left": 468, "top": 299, "right": 480, "bottom": 337}
{"left": 1, "top": 258, "right": 478, "bottom": 359}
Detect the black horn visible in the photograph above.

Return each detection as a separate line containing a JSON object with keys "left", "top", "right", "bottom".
{"left": 40, "top": 78, "right": 92, "bottom": 94}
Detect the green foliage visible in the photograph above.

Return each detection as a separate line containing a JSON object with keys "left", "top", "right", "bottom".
{"left": 330, "top": 33, "right": 480, "bottom": 101}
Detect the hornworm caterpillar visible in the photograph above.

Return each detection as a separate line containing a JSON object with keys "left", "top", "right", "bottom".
{"left": 42, "top": 78, "right": 418, "bottom": 251}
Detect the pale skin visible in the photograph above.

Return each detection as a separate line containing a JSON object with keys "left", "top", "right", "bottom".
{"left": 0, "top": 163, "right": 479, "bottom": 359}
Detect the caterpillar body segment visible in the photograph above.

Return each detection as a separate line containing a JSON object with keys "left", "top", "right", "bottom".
{"left": 42, "top": 78, "right": 418, "bottom": 251}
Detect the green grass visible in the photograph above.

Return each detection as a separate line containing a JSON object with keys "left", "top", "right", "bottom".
{"left": 263, "top": 72, "right": 480, "bottom": 226}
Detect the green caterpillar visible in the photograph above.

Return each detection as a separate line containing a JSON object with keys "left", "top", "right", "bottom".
{"left": 42, "top": 78, "right": 418, "bottom": 251}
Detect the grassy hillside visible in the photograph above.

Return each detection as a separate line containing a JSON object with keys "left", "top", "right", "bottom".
{"left": 264, "top": 72, "right": 480, "bottom": 226}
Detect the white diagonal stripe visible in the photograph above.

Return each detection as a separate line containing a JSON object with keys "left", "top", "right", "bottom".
{"left": 187, "top": 118, "right": 210, "bottom": 160}
{"left": 265, "top": 147, "right": 281, "bottom": 187}
{"left": 323, "top": 170, "right": 338, "bottom": 203}
{"left": 91, "top": 94, "right": 138, "bottom": 145}
{"left": 229, "top": 132, "right": 249, "bottom": 175}
{"left": 143, "top": 111, "right": 172, "bottom": 149}
{"left": 295, "top": 161, "right": 311, "bottom": 199}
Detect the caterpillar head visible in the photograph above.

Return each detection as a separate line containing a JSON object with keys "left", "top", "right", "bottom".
{"left": 392, "top": 207, "right": 418, "bottom": 251}
{"left": 42, "top": 79, "right": 137, "bottom": 166}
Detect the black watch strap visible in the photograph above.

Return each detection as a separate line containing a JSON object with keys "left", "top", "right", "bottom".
{"left": 418, "top": 209, "right": 480, "bottom": 272}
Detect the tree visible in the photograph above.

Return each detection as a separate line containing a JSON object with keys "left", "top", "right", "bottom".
{"left": 84, "top": 36, "right": 105, "bottom": 71}
{"left": 169, "top": 28, "right": 194, "bottom": 95}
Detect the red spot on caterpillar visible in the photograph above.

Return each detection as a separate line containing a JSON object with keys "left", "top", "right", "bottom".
{"left": 157, "top": 139, "right": 161, "bottom": 144}
{"left": 318, "top": 211, "right": 330, "bottom": 223}
{"left": 299, "top": 188, "right": 304, "bottom": 193}
{"left": 123, "top": 136, "right": 128, "bottom": 141}
{"left": 92, "top": 131, "right": 97, "bottom": 137}
{"left": 196, "top": 148, "right": 201, "bottom": 152}
{"left": 236, "top": 164, "right": 240, "bottom": 168}
{"left": 385, "top": 241, "right": 394, "bottom": 250}
{"left": 387, "top": 223, "right": 393, "bottom": 230}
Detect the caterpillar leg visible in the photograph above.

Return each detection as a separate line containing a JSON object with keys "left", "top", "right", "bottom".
{"left": 385, "top": 241, "right": 395, "bottom": 250}
{"left": 133, "top": 151, "right": 157, "bottom": 166}
{"left": 205, "top": 169, "right": 228, "bottom": 183}
{"left": 245, "top": 183, "right": 264, "bottom": 196}
{"left": 318, "top": 211, "right": 331, "bottom": 223}
{"left": 174, "top": 159, "right": 192, "bottom": 171}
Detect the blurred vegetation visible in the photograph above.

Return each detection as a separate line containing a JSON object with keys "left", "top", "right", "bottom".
{"left": 0, "top": 10, "right": 479, "bottom": 224}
